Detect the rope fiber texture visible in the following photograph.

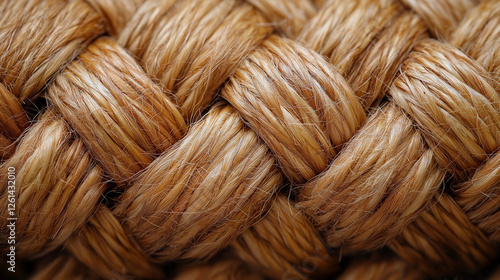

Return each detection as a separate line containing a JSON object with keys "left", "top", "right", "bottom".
{"left": 0, "top": 0, "right": 500, "bottom": 279}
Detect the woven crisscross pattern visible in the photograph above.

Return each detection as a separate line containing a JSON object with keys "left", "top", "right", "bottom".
{"left": 1, "top": 0, "right": 499, "bottom": 279}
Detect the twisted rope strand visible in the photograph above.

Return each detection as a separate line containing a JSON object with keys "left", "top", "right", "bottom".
{"left": 1, "top": 0, "right": 499, "bottom": 279}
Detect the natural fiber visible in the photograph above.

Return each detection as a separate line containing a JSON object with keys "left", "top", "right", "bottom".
{"left": 1, "top": 0, "right": 499, "bottom": 279}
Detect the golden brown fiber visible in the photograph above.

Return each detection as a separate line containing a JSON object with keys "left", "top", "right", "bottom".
{"left": 1, "top": 0, "right": 500, "bottom": 279}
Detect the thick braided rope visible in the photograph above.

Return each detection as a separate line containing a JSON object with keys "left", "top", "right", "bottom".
{"left": 1, "top": 0, "right": 499, "bottom": 279}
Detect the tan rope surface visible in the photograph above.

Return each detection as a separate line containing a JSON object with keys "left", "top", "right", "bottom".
{"left": 1, "top": 0, "right": 499, "bottom": 279}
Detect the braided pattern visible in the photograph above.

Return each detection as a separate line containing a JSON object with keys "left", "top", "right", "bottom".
{"left": 1, "top": 0, "right": 499, "bottom": 279}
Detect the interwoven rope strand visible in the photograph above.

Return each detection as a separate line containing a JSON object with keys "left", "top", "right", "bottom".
{"left": 1, "top": 0, "right": 499, "bottom": 279}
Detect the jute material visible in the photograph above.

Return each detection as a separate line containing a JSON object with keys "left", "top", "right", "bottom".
{"left": 0, "top": 0, "right": 499, "bottom": 279}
